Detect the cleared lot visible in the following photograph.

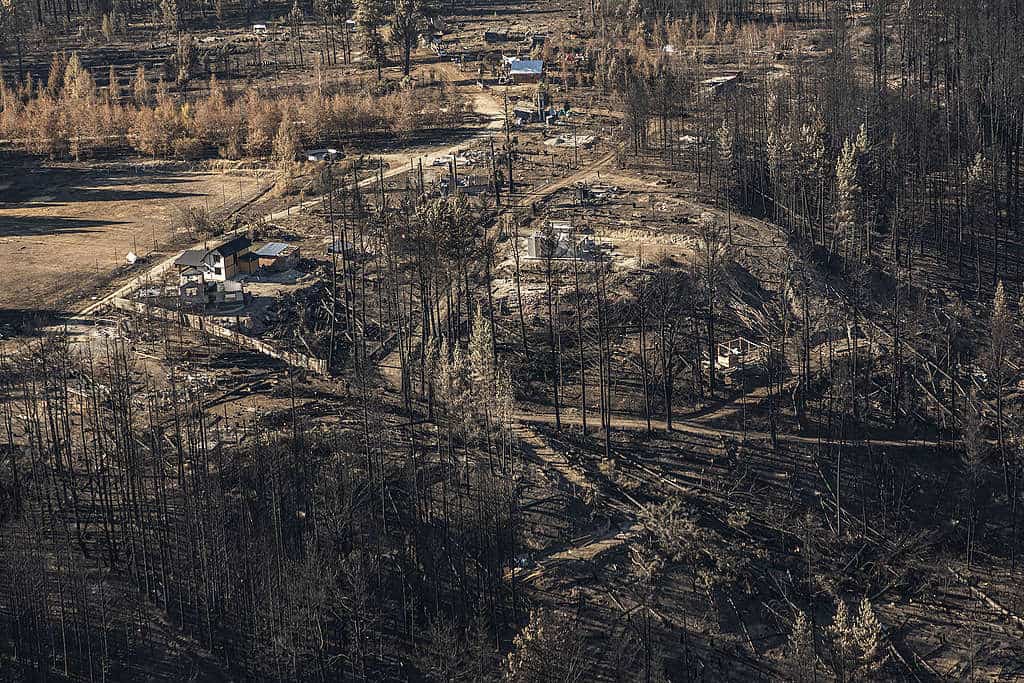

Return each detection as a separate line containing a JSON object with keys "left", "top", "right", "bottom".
{"left": 0, "top": 162, "right": 268, "bottom": 312}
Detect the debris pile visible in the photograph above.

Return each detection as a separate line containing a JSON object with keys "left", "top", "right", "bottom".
{"left": 260, "top": 278, "right": 348, "bottom": 361}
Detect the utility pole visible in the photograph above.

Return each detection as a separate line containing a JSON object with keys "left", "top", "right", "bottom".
{"left": 572, "top": 114, "right": 580, "bottom": 168}
{"left": 490, "top": 136, "right": 501, "bottom": 206}
{"left": 327, "top": 166, "right": 338, "bottom": 374}
{"left": 504, "top": 93, "right": 514, "bottom": 196}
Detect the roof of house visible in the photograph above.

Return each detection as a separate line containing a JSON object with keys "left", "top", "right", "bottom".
{"left": 214, "top": 236, "right": 252, "bottom": 256}
{"left": 509, "top": 59, "right": 543, "bottom": 74}
{"left": 174, "top": 249, "right": 208, "bottom": 268}
{"left": 253, "top": 242, "right": 292, "bottom": 258}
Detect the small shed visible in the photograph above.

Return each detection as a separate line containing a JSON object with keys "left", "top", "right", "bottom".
{"left": 251, "top": 242, "right": 300, "bottom": 271}
{"left": 509, "top": 59, "right": 544, "bottom": 84}
{"left": 484, "top": 30, "right": 509, "bottom": 43}
{"left": 253, "top": 23, "right": 268, "bottom": 34}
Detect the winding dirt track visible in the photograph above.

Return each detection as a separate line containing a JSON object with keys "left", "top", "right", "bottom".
{"left": 514, "top": 409, "right": 941, "bottom": 449}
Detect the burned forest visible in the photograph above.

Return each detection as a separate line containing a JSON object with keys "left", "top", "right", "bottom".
{"left": 2, "top": 0, "right": 1024, "bottom": 680}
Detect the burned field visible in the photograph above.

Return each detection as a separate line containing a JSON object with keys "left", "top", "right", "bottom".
{"left": 4, "top": 0, "right": 1024, "bottom": 680}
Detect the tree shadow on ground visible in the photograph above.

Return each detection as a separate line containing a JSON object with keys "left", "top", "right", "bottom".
{"left": 0, "top": 215, "right": 124, "bottom": 237}
{"left": 0, "top": 308, "right": 60, "bottom": 337}
{"left": 4, "top": 186, "right": 206, "bottom": 209}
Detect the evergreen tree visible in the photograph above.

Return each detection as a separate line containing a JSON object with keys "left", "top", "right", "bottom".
{"left": 46, "top": 51, "right": 67, "bottom": 96}
{"left": 160, "top": 0, "right": 179, "bottom": 34}
{"left": 389, "top": 0, "right": 437, "bottom": 76}
{"left": 852, "top": 598, "right": 888, "bottom": 676}
{"left": 132, "top": 64, "right": 150, "bottom": 106}
{"left": 827, "top": 598, "right": 856, "bottom": 681}
{"left": 355, "top": 0, "right": 387, "bottom": 80}
{"left": 468, "top": 309, "right": 495, "bottom": 391}
{"left": 273, "top": 112, "right": 299, "bottom": 164}
{"left": 101, "top": 13, "right": 114, "bottom": 41}
{"left": 505, "top": 609, "right": 589, "bottom": 683}
{"left": 834, "top": 137, "right": 859, "bottom": 263}
{"left": 106, "top": 65, "right": 120, "bottom": 102}
{"left": 784, "top": 610, "right": 818, "bottom": 683}
{"left": 828, "top": 597, "right": 889, "bottom": 680}
{"left": 716, "top": 120, "right": 736, "bottom": 200}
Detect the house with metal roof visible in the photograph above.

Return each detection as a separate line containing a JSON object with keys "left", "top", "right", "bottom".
{"left": 173, "top": 235, "right": 253, "bottom": 284}
{"left": 168, "top": 235, "right": 256, "bottom": 308}
{"left": 246, "top": 242, "right": 300, "bottom": 272}
{"left": 508, "top": 59, "right": 544, "bottom": 84}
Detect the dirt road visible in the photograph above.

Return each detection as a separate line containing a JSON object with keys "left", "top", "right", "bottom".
{"left": 515, "top": 408, "right": 940, "bottom": 449}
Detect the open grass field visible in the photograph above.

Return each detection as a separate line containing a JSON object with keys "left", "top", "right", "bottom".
{"left": 0, "top": 160, "right": 269, "bottom": 313}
